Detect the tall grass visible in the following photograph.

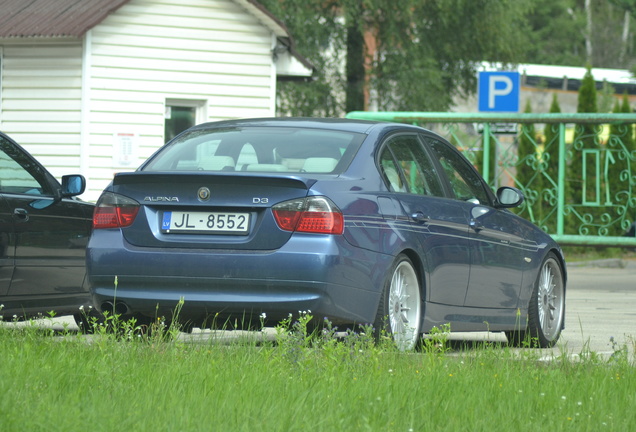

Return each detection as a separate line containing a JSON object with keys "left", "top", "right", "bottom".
{"left": 0, "top": 313, "right": 634, "bottom": 432}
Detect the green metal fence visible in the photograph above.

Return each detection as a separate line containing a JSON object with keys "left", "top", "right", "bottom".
{"left": 345, "top": 111, "right": 636, "bottom": 247}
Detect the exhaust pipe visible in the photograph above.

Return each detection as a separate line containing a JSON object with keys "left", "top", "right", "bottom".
{"left": 100, "top": 301, "right": 130, "bottom": 315}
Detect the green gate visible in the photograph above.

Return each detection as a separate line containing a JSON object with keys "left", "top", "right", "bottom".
{"left": 346, "top": 111, "right": 636, "bottom": 247}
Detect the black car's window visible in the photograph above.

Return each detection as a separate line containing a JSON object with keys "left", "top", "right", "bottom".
{"left": 427, "top": 138, "right": 490, "bottom": 205}
{"left": 379, "top": 135, "right": 444, "bottom": 197}
{"left": 0, "top": 136, "right": 51, "bottom": 196}
{"left": 143, "top": 127, "right": 365, "bottom": 175}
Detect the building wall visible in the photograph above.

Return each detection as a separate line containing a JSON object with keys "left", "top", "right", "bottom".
{"left": 85, "top": 0, "right": 277, "bottom": 199}
{"left": 0, "top": 42, "right": 84, "bottom": 176}
{"left": 0, "top": 0, "right": 279, "bottom": 201}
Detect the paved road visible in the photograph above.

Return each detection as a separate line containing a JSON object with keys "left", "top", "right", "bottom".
{"left": 556, "top": 259, "right": 636, "bottom": 358}
{"left": 14, "top": 259, "right": 636, "bottom": 358}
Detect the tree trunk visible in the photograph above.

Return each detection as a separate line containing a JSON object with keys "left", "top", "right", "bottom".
{"left": 345, "top": 24, "right": 366, "bottom": 113}
{"left": 620, "top": 10, "right": 630, "bottom": 66}
{"left": 585, "top": 0, "right": 593, "bottom": 65}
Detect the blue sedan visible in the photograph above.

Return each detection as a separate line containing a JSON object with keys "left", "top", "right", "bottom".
{"left": 87, "top": 118, "right": 566, "bottom": 349}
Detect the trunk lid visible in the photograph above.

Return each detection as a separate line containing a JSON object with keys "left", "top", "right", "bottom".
{"left": 111, "top": 172, "right": 316, "bottom": 250}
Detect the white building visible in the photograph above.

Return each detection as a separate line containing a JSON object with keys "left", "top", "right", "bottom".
{"left": 0, "top": 0, "right": 313, "bottom": 200}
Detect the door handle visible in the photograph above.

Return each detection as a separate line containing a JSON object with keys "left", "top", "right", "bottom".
{"left": 411, "top": 211, "right": 430, "bottom": 224}
{"left": 13, "top": 208, "right": 29, "bottom": 222}
{"left": 469, "top": 219, "right": 483, "bottom": 232}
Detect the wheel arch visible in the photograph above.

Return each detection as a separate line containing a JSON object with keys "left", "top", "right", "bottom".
{"left": 397, "top": 248, "right": 427, "bottom": 299}
{"left": 547, "top": 247, "right": 567, "bottom": 330}
{"left": 549, "top": 247, "right": 568, "bottom": 287}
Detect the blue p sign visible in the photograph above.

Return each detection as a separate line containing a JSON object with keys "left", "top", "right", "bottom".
{"left": 478, "top": 71, "right": 520, "bottom": 112}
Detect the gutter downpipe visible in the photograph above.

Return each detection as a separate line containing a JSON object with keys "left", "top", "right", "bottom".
{"left": 80, "top": 30, "right": 92, "bottom": 188}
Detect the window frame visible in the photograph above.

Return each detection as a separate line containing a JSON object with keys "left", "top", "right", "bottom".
{"left": 377, "top": 132, "right": 446, "bottom": 197}
{"left": 421, "top": 134, "right": 495, "bottom": 206}
{"left": 0, "top": 135, "right": 57, "bottom": 197}
{"left": 164, "top": 99, "right": 207, "bottom": 143}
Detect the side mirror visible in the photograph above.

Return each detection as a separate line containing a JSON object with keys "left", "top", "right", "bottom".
{"left": 61, "top": 175, "right": 86, "bottom": 197}
{"left": 495, "top": 186, "right": 524, "bottom": 208}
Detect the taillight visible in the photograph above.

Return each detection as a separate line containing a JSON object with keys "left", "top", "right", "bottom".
{"left": 272, "top": 197, "right": 344, "bottom": 235}
{"left": 93, "top": 192, "right": 140, "bottom": 229}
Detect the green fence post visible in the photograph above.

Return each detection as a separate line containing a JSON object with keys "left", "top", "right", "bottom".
{"left": 482, "top": 123, "right": 490, "bottom": 183}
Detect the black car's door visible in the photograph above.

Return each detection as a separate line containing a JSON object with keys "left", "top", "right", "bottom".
{"left": 0, "top": 195, "right": 14, "bottom": 296}
{"left": 0, "top": 135, "right": 92, "bottom": 302}
{"left": 378, "top": 133, "right": 471, "bottom": 307}
{"left": 425, "top": 137, "right": 524, "bottom": 309}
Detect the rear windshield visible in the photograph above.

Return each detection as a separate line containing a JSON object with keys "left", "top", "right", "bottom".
{"left": 142, "top": 126, "right": 366, "bottom": 175}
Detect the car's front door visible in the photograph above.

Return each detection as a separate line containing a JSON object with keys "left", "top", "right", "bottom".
{"left": 0, "top": 195, "right": 14, "bottom": 296}
{"left": 0, "top": 136, "right": 91, "bottom": 303}
{"left": 425, "top": 138, "right": 524, "bottom": 309}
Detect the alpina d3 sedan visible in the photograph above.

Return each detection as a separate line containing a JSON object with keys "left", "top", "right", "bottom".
{"left": 87, "top": 118, "right": 566, "bottom": 349}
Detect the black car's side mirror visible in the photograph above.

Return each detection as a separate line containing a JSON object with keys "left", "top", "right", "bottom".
{"left": 495, "top": 186, "right": 524, "bottom": 208}
{"left": 61, "top": 174, "right": 87, "bottom": 197}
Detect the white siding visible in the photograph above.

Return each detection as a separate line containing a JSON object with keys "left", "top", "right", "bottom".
{"left": 0, "top": 42, "right": 84, "bottom": 177}
{"left": 0, "top": 0, "right": 280, "bottom": 201}
{"left": 86, "top": 0, "right": 277, "bottom": 198}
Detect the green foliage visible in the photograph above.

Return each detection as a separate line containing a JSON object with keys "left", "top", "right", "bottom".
{"left": 1, "top": 318, "right": 635, "bottom": 431}
{"left": 262, "top": 0, "right": 636, "bottom": 116}
{"left": 524, "top": 0, "right": 636, "bottom": 69}
{"left": 607, "top": 93, "right": 636, "bottom": 234}
{"left": 516, "top": 100, "right": 545, "bottom": 225}
{"left": 260, "top": 0, "right": 530, "bottom": 115}
{"left": 542, "top": 94, "right": 562, "bottom": 233}
{"left": 521, "top": 0, "right": 586, "bottom": 66}
{"left": 568, "top": 67, "right": 600, "bottom": 234}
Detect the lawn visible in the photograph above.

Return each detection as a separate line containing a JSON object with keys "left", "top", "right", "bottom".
{"left": 0, "top": 313, "right": 633, "bottom": 432}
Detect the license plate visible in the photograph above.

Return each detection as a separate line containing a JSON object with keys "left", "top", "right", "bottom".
{"left": 161, "top": 211, "right": 250, "bottom": 234}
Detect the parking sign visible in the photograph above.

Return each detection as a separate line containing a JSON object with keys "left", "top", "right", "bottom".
{"left": 478, "top": 71, "right": 520, "bottom": 112}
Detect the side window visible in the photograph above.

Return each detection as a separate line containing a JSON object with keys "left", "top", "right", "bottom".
{"left": 427, "top": 138, "right": 490, "bottom": 204}
{"left": 379, "top": 135, "right": 444, "bottom": 197}
{"left": 0, "top": 137, "right": 51, "bottom": 196}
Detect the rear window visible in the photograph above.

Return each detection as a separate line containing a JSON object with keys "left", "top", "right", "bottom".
{"left": 142, "top": 127, "right": 365, "bottom": 175}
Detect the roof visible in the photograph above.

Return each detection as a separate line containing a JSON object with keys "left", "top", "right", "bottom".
{"left": 481, "top": 62, "right": 636, "bottom": 94}
{"left": 0, "top": 0, "right": 314, "bottom": 76}
{"left": 0, "top": 0, "right": 289, "bottom": 39}
{"left": 0, "top": 0, "right": 130, "bottom": 38}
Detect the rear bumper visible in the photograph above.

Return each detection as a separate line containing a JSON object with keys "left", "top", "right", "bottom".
{"left": 86, "top": 230, "right": 390, "bottom": 326}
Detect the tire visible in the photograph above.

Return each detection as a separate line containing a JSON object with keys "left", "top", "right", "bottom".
{"left": 507, "top": 252, "right": 565, "bottom": 348}
{"left": 374, "top": 254, "right": 422, "bottom": 350}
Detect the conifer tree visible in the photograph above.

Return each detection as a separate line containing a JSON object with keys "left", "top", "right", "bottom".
{"left": 516, "top": 100, "right": 541, "bottom": 224}
{"left": 542, "top": 94, "right": 562, "bottom": 233}
{"left": 569, "top": 67, "right": 599, "bottom": 234}
{"left": 607, "top": 93, "right": 636, "bottom": 234}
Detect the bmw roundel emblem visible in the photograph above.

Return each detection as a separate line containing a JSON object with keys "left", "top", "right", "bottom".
{"left": 197, "top": 187, "right": 211, "bottom": 202}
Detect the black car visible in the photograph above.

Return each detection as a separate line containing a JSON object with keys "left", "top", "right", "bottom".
{"left": 0, "top": 131, "right": 94, "bottom": 323}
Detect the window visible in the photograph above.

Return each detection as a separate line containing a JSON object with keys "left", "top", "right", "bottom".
{"left": 143, "top": 126, "right": 365, "bottom": 175}
{"left": 164, "top": 100, "right": 206, "bottom": 143}
{"left": 427, "top": 138, "right": 490, "bottom": 204}
{"left": 379, "top": 135, "right": 444, "bottom": 196}
{"left": 0, "top": 137, "right": 51, "bottom": 196}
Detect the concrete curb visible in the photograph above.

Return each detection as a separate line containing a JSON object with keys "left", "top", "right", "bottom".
{"left": 567, "top": 258, "right": 628, "bottom": 269}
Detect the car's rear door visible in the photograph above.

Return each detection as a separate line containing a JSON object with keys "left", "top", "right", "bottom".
{"left": 378, "top": 133, "right": 471, "bottom": 307}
